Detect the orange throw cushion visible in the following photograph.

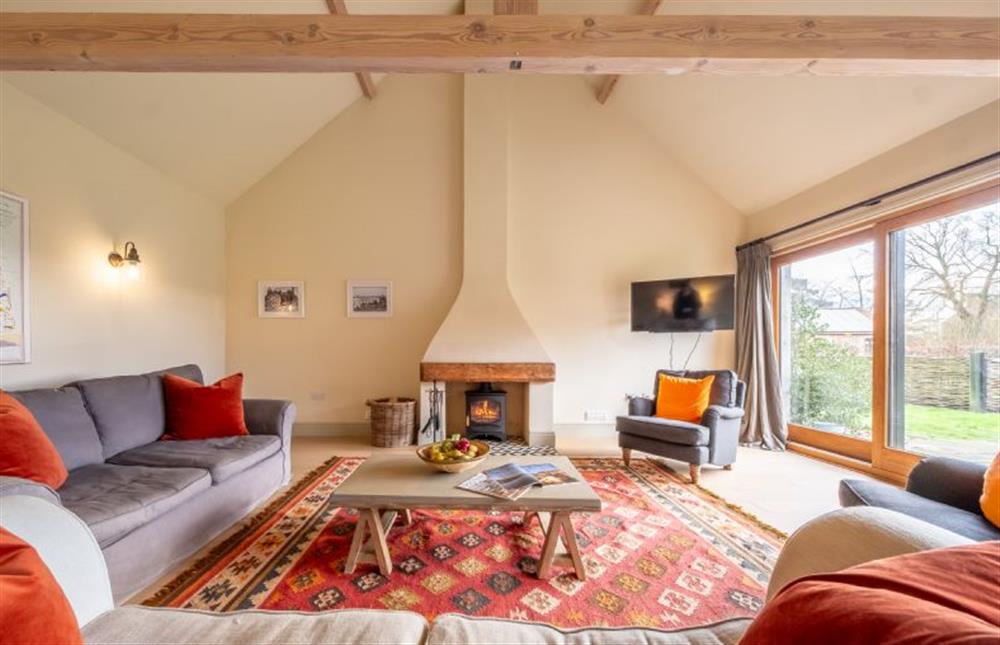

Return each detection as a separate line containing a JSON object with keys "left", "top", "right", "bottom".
{"left": 0, "top": 527, "right": 83, "bottom": 645}
{"left": 655, "top": 373, "right": 715, "bottom": 423}
{"left": 0, "top": 390, "right": 68, "bottom": 489}
{"left": 982, "top": 452, "right": 1000, "bottom": 528}
{"left": 741, "top": 542, "right": 1000, "bottom": 645}
{"left": 162, "top": 373, "right": 249, "bottom": 440}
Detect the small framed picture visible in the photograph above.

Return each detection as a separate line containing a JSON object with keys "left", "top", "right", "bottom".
{"left": 347, "top": 280, "right": 392, "bottom": 318}
{"left": 258, "top": 281, "right": 305, "bottom": 318}
{"left": 1, "top": 190, "right": 30, "bottom": 364}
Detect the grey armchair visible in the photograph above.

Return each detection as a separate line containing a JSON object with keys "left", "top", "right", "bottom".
{"left": 615, "top": 369, "right": 746, "bottom": 483}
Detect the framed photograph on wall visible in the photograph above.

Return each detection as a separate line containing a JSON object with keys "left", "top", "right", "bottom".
{"left": 347, "top": 280, "right": 392, "bottom": 318}
{"left": 258, "top": 281, "right": 305, "bottom": 318}
{"left": 0, "top": 191, "right": 30, "bottom": 364}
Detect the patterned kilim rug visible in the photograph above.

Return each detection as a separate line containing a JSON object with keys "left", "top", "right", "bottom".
{"left": 144, "top": 458, "right": 784, "bottom": 629}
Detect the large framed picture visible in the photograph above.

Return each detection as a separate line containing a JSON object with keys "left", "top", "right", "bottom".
{"left": 258, "top": 281, "right": 305, "bottom": 318}
{"left": 347, "top": 280, "right": 392, "bottom": 318}
{"left": 0, "top": 191, "right": 30, "bottom": 364}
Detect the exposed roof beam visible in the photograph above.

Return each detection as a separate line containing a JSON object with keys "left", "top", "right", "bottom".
{"left": 596, "top": 0, "right": 662, "bottom": 104}
{"left": 325, "top": 0, "right": 375, "bottom": 99}
{"left": 493, "top": 0, "right": 538, "bottom": 15}
{"left": 1, "top": 14, "right": 997, "bottom": 76}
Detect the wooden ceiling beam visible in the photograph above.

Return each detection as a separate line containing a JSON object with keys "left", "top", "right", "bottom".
{"left": 596, "top": 0, "right": 662, "bottom": 105}
{"left": 493, "top": 0, "right": 538, "bottom": 15}
{"left": 325, "top": 0, "right": 375, "bottom": 99}
{"left": 1, "top": 14, "right": 997, "bottom": 76}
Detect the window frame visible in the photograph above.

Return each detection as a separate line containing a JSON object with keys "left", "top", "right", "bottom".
{"left": 770, "top": 179, "right": 1000, "bottom": 482}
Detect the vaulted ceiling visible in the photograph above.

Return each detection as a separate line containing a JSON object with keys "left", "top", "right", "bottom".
{"left": 2, "top": 0, "right": 998, "bottom": 210}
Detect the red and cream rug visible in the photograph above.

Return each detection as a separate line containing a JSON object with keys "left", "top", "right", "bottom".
{"left": 144, "top": 457, "right": 784, "bottom": 629}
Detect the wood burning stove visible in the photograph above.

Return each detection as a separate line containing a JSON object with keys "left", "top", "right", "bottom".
{"left": 465, "top": 383, "right": 506, "bottom": 441}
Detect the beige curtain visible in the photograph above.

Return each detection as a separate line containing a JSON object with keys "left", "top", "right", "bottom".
{"left": 736, "top": 242, "right": 787, "bottom": 450}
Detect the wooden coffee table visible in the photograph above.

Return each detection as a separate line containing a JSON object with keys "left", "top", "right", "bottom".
{"left": 330, "top": 454, "right": 601, "bottom": 580}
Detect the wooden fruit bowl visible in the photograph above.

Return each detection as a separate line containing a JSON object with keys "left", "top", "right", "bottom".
{"left": 416, "top": 440, "right": 491, "bottom": 473}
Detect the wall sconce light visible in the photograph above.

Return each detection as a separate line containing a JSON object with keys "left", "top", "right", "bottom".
{"left": 108, "top": 241, "right": 142, "bottom": 281}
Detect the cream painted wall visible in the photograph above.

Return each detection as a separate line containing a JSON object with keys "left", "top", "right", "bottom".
{"left": 226, "top": 75, "right": 464, "bottom": 424}
{"left": 507, "top": 76, "right": 746, "bottom": 426}
{"left": 0, "top": 82, "right": 225, "bottom": 390}
{"left": 746, "top": 101, "right": 1000, "bottom": 241}
{"left": 226, "top": 74, "right": 744, "bottom": 429}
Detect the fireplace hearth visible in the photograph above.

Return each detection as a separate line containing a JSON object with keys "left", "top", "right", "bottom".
{"left": 465, "top": 383, "right": 506, "bottom": 441}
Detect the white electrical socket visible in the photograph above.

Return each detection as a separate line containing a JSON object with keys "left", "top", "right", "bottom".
{"left": 584, "top": 410, "right": 610, "bottom": 423}
{"left": 364, "top": 407, "right": 371, "bottom": 421}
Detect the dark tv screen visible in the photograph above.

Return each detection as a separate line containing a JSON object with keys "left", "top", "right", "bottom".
{"left": 631, "top": 274, "right": 735, "bottom": 332}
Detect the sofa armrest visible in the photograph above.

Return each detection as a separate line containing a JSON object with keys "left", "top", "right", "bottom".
{"left": 702, "top": 404, "right": 745, "bottom": 424}
{"left": 243, "top": 399, "right": 295, "bottom": 440}
{"left": 2, "top": 495, "right": 113, "bottom": 628}
{"left": 627, "top": 396, "right": 654, "bottom": 417}
{"left": 243, "top": 400, "right": 296, "bottom": 485}
{"left": 0, "top": 475, "right": 61, "bottom": 506}
{"left": 766, "top": 506, "right": 972, "bottom": 601}
{"left": 906, "top": 457, "right": 987, "bottom": 515}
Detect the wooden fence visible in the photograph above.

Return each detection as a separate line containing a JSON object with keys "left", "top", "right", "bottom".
{"left": 905, "top": 353, "right": 1000, "bottom": 413}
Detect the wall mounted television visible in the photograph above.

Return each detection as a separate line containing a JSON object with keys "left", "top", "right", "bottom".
{"left": 631, "top": 274, "right": 735, "bottom": 333}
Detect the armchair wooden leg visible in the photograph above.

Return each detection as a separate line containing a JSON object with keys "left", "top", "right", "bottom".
{"left": 723, "top": 464, "right": 733, "bottom": 471}
{"left": 689, "top": 464, "right": 701, "bottom": 485}
{"left": 622, "top": 448, "right": 632, "bottom": 467}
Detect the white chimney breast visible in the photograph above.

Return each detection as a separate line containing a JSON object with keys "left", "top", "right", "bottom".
{"left": 422, "top": 75, "right": 551, "bottom": 364}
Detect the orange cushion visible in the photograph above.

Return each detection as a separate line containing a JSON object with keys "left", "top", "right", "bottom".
{"left": 655, "top": 373, "right": 715, "bottom": 423}
{"left": 741, "top": 542, "right": 1000, "bottom": 645}
{"left": 162, "top": 373, "right": 249, "bottom": 440}
{"left": 982, "top": 452, "right": 1000, "bottom": 528}
{"left": 0, "top": 390, "right": 68, "bottom": 489}
{"left": 0, "top": 527, "right": 83, "bottom": 645}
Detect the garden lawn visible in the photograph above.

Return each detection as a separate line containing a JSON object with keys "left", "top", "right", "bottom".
{"left": 905, "top": 404, "right": 1000, "bottom": 442}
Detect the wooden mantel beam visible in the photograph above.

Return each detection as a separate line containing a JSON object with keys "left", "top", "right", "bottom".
{"left": 596, "top": 0, "right": 663, "bottom": 104}
{"left": 325, "top": 0, "right": 375, "bottom": 99}
{"left": 1, "top": 14, "right": 997, "bottom": 76}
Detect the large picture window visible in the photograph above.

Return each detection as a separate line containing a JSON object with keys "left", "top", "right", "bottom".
{"left": 886, "top": 197, "right": 999, "bottom": 465}
{"left": 772, "top": 182, "right": 999, "bottom": 478}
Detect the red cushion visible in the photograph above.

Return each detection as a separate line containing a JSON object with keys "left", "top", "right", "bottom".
{"left": 162, "top": 373, "right": 249, "bottom": 440}
{"left": 0, "top": 527, "right": 83, "bottom": 645}
{"left": 0, "top": 390, "right": 68, "bottom": 489}
{"left": 741, "top": 542, "right": 1000, "bottom": 644}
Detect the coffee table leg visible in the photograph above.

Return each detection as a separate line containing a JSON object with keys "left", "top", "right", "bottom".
{"left": 364, "top": 508, "right": 393, "bottom": 576}
{"left": 536, "top": 512, "right": 586, "bottom": 581}
{"left": 344, "top": 510, "right": 368, "bottom": 574}
{"left": 559, "top": 514, "right": 586, "bottom": 581}
{"left": 402, "top": 509, "right": 413, "bottom": 525}
{"left": 536, "top": 513, "right": 561, "bottom": 579}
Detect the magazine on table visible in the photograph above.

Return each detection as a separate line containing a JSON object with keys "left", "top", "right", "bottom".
{"left": 456, "top": 462, "right": 578, "bottom": 500}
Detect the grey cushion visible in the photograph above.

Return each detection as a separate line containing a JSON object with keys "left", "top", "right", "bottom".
{"left": 108, "top": 435, "right": 280, "bottom": 484}
{"left": 616, "top": 415, "right": 709, "bottom": 446}
{"left": 60, "top": 464, "right": 211, "bottom": 547}
{"left": 839, "top": 479, "right": 1000, "bottom": 542}
{"left": 73, "top": 364, "right": 203, "bottom": 459}
{"left": 10, "top": 387, "right": 104, "bottom": 470}
{"left": 655, "top": 369, "right": 738, "bottom": 408}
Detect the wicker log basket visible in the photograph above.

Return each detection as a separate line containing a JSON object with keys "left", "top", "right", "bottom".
{"left": 367, "top": 397, "right": 416, "bottom": 447}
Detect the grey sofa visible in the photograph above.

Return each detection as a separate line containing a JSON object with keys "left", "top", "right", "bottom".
{"left": 840, "top": 456, "right": 999, "bottom": 541}
{"left": 616, "top": 369, "right": 745, "bottom": 483}
{"left": 3, "top": 364, "right": 296, "bottom": 601}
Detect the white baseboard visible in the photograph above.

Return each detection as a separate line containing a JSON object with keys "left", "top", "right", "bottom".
{"left": 294, "top": 422, "right": 368, "bottom": 437}
{"left": 554, "top": 423, "right": 616, "bottom": 438}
